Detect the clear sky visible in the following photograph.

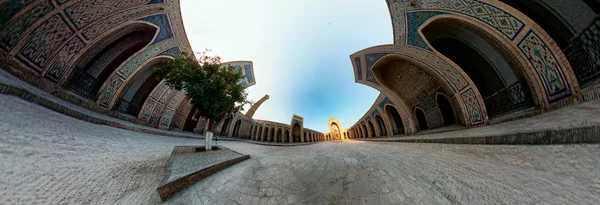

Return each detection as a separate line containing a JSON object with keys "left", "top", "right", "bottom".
{"left": 180, "top": 0, "right": 393, "bottom": 132}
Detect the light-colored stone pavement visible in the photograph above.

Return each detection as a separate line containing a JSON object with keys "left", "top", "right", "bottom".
{"left": 1, "top": 94, "right": 600, "bottom": 205}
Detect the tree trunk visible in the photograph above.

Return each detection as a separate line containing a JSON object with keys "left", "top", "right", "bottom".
{"left": 207, "top": 119, "right": 215, "bottom": 133}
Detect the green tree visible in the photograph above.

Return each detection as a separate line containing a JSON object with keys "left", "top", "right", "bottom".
{"left": 153, "top": 51, "right": 250, "bottom": 133}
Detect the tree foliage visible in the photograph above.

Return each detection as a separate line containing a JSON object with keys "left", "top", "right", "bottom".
{"left": 153, "top": 50, "right": 250, "bottom": 130}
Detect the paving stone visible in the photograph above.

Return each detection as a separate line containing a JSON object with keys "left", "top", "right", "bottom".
{"left": 1, "top": 95, "right": 600, "bottom": 204}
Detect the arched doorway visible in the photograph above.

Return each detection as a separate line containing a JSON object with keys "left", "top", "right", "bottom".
{"left": 277, "top": 129, "right": 284, "bottom": 143}
{"left": 220, "top": 117, "right": 232, "bottom": 136}
{"left": 264, "top": 127, "right": 269, "bottom": 141}
{"left": 292, "top": 123, "right": 301, "bottom": 143}
{"left": 423, "top": 19, "right": 535, "bottom": 117}
{"left": 436, "top": 94, "right": 456, "bottom": 126}
{"left": 375, "top": 115, "right": 387, "bottom": 137}
{"left": 232, "top": 119, "right": 242, "bottom": 138}
{"left": 367, "top": 120, "right": 376, "bottom": 138}
{"left": 361, "top": 124, "right": 367, "bottom": 138}
{"left": 385, "top": 105, "right": 405, "bottom": 135}
{"left": 284, "top": 130, "right": 290, "bottom": 143}
{"left": 270, "top": 128, "right": 275, "bottom": 142}
{"left": 115, "top": 58, "right": 167, "bottom": 116}
{"left": 415, "top": 108, "right": 428, "bottom": 131}
{"left": 330, "top": 122, "right": 342, "bottom": 140}
{"left": 66, "top": 24, "right": 157, "bottom": 100}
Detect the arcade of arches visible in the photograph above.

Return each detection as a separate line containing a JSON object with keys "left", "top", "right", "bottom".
{"left": 0, "top": 0, "right": 598, "bottom": 142}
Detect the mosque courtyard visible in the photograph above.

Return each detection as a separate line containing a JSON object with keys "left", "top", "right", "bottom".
{"left": 2, "top": 94, "right": 599, "bottom": 205}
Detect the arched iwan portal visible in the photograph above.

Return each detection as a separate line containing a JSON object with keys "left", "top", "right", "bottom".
{"left": 65, "top": 23, "right": 157, "bottom": 100}
{"left": 292, "top": 123, "right": 301, "bottom": 143}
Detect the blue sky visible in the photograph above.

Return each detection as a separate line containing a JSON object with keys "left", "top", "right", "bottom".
{"left": 180, "top": 0, "right": 392, "bottom": 132}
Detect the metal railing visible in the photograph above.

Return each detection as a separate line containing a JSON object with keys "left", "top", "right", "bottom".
{"left": 116, "top": 98, "right": 141, "bottom": 116}
{"left": 565, "top": 15, "right": 600, "bottom": 87}
{"left": 484, "top": 81, "right": 533, "bottom": 117}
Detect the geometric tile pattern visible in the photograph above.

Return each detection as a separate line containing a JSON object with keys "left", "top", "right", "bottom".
{"left": 518, "top": 30, "right": 572, "bottom": 103}
{"left": 460, "top": 88, "right": 484, "bottom": 125}
{"left": 445, "top": 0, "right": 525, "bottom": 40}
{"left": 17, "top": 14, "right": 74, "bottom": 71}
{"left": 44, "top": 36, "right": 86, "bottom": 82}
{"left": 140, "top": 14, "right": 174, "bottom": 45}
{"left": 80, "top": 7, "right": 162, "bottom": 41}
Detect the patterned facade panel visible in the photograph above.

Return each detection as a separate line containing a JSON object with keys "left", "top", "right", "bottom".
{"left": 518, "top": 31, "right": 572, "bottom": 103}
{"left": 415, "top": 89, "right": 437, "bottom": 112}
{"left": 158, "top": 109, "right": 174, "bottom": 129}
{"left": 64, "top": 0, "right": 150, "bottom": 29}
{"left": 17, "top": 14, "right": 74, "bottom": 71}
{"left": 460, "top": 88, "right": 484, "bottom": 125}
{"left": 445, "top": 0, "right": 524, "bottom": 40}
{"left": 425, "top": 109, "right": 443, "bottom": 128}
{"left": 98, "top": 76, "right": 124, "bottom": 107}
{"left": 140, "top": 14, "right": 173, "bottom": 45}
{"left": 139, "top": 98, "right": 156, "bottom": 121}
{"left": 117, "top": 39, "right": 173, "bottom": 77}
{"left": 0, "top": 0, "right": 54, "bottom": 50}
{"left": 44, "top": 36, "right": 86, "bottom": 82}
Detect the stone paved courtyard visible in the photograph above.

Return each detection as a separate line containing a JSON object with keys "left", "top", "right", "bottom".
{"left": 1, "top": 94, "right": 600, "bottom": 205}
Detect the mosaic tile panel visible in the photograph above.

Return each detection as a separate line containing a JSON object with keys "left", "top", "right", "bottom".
{"left": 404, "top": 0, "right": 525, "bottom": 49}
{"left": 140, "top": 14, "right": 173, "bottom": 45}
{"left": 81, "top": 6, "right": 162, "bottom": 40}
{"left": 518, "top": 30, "right": 572, "bottom": 103}
{"left": 378, "top": 97, "right": 394, "bottom": 109}
{"left": 64, "top": 0, "right": 150, "bottom": 29}
{"left": 17, "top": 14, "right": 74, "bottom": 71}
{"left": 355, "top": 57, "right": 362, "bottom": 80}
{"left": 147, "top": 0, "right": 165, "bottom": 4}
{"left": 406, "top": 11, "right": 447, "bottom": 50}
{"left": 44, "top": 36, "right": 86, "bottom": 82}
{"left": 244, "top": 65, "right": 253, "bottom": 83}
{"left": 371, "top": 109, "right": 380, "bottom": 117}
{"left": 460, "top": 88, "right": 484, "bottom": 125}
{"left": 0, "top": 0, "right": 54, "bottom": 50}
{"left": 159, "top": 46, "right": 181, "bottom": 57}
